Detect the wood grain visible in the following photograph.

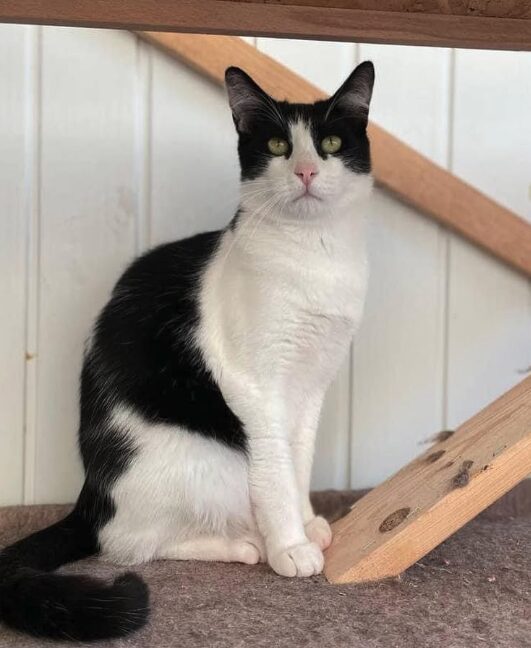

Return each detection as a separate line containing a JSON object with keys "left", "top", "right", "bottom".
{"left": 138, "top": 32, "right": 531, "bottom": 278}
{"left": 324, "top": 375, "right": 531, "bottom": 583}
{"left": 228, "top": 0, "right": 531, "bottom": 19}
{"left": 1, "top": 1, "right": 531, "bottom": 50}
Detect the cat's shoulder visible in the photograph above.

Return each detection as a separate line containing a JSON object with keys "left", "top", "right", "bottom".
{"left": 115, "top": 230, "right": 223, "bottom": 290}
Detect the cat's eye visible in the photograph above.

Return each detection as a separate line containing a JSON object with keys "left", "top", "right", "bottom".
{"left": 267, "top": 137, "right": 289, "bottom": 156}
{"left": 321, "top": 135, "right": 342, "bottom": 154}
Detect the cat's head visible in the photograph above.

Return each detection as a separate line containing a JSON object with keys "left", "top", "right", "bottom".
{"left": 225, "top": 62, "right": 374, "bottom": 221}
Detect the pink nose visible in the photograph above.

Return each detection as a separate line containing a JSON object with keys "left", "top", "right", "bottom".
{"left": 295, "top": 163, "right": 318, "bottom": 187}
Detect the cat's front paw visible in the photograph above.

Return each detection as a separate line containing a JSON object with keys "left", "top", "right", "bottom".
{"left": 268, "top": 541, "right": 324, "bottom": 577}
{"left": 304, "top": 516, "right": 332, "bottom": 550}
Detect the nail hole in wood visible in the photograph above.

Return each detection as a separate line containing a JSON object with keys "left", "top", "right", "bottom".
{"left": 426, "top": 449, "right": 445, "bottom": 463}
{"left": 452, "top": 460, "right": 474, "bottom": 488}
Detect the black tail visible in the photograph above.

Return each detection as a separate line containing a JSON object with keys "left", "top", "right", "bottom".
{"left": 0, "top": 503, "right": 149, "bottom": 641}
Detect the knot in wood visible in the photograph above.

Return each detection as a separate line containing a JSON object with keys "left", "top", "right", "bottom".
{"left": 379, "top": 507, "right": 411, "bottom": 533}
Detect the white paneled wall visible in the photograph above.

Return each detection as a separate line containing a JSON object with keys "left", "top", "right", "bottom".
{"left": 352, "top": 43, "right": 450, "bottom": 485}
{"left": 0, "top": 25, "right": 28, "bottom": 505}
{"left": 0, "top": 27, "right": 530, "bottom": 504}
{"left": 447, "top": 50, "right": 531, "bottom": 428}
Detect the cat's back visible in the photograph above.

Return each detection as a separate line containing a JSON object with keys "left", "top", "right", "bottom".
{"left": 93, "top": 230, "right": 222, "bottom": 342}
{"left": 80, "top": 227, "right": 246, "bottom": 450}
{"left": 114, "top": 230, "right": 221, "bottom": 303}
{"left": 82, "top": 230, "right": 226, "bottom": 420}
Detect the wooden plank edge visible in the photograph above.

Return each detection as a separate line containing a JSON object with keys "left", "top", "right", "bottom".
{"left": 224, "top": 0, "right": 531, "bottom": 21}
{"left": 138, "top": 31, "right": 531, "bottom": 278}
{"left": 323, "top": 376, "right": 531, "bottom": 584}
{"left": 326, "top": 435, "right": 531, "bottom": 583}
{"left": 2, "top": 1, "right": 531, "bottom": 50}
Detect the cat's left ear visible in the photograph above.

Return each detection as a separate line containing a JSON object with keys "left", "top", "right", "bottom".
{"left": 225, "top": 66, "right": 279, "bottom": 133}
{"left": 327, "top": 61, "right": 375, "bottom": 121}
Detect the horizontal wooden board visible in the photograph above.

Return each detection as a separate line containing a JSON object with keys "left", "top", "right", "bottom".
{"left": 138, "top": 32, "right": 531, "bottom": 278}
{"left": 1, "top": 1, "right": 531, "bottom": 50}
{"left": 227, "top": 1, "right": 531, "bottom": 20}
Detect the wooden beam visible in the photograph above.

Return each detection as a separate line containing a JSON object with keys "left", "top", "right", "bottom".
{"left": 138, "top": 32, "right": 531, "bottom": 278}
{"left": 324, "top": 375, "right": 531, "bottom": 584}
{"left": 232, "top": 0, "right": 531, "bottom": 16}
{"left": 2, "top": 1, "right": 531, "bottom": 50}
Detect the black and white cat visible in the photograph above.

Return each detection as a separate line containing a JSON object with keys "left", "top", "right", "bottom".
{"left": 0, "top": 61, "right": 374, "bottom": 641}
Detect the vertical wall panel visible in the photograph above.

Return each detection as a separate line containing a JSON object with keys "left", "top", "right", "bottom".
{"left": 150, "top": 48, "right": 240, "bottom": 245}
{"left": 34, "top": 28, "right": 139, "bottom": 503}
{"left": 351, "top": 191, "right": 446, "bottom": 487}
{"left": 447, "top": 49, "right": 531, "bottom": 428}
{"left": 21, "top": 27, "right": 42, "bottom": 504}
{"left": 447, "top": 239, "right": 531, "bottom": 427}
{"left": 452, "top": 50, "right": 531, "bottom": 223}
{"left": 350, "top": 46, "right": 451, "bottom": 487}
{"left": 257, "top": 38, "right": 356, "bottom": 94}
{"left": 134, "top": 37, "right": 152, "bottom": 254}
{"left": 0, "top": 26, "right": 29, "bottom": 504}
{"left": 358, "top": 44, "right": 451, "bottom": 166}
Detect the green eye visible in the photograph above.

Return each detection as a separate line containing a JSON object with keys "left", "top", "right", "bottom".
{"left": 267, "top": 137, "right": 289, "bottom": 156}
{"left": 321, "top": 135, "right": 342, "bottom": 154}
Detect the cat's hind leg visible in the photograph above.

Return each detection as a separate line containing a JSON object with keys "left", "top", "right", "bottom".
{"left": 158, "top": 535, "right": 266, "bottom": 565}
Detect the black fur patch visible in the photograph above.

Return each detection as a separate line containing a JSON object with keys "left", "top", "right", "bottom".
{"left": 84, "top": 231, "right": 246, "bottom": 453}
{"left": 0, "top": 567, "right": 148, "bottom": 641}
{"left": 0, "top": 490, "right": 149, "bottom": 641}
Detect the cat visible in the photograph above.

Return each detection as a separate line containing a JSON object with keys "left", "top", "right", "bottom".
{"left": 0, "top": 61, "right": 374, "bottom": 641}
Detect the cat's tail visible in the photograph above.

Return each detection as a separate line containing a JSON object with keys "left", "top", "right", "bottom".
{"left": 0, "top": 502, "right": 149, "bottom": 642}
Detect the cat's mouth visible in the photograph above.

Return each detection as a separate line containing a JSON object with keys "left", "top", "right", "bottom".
{"left": 293, "top": 189, "right": 322, "bottom": 203}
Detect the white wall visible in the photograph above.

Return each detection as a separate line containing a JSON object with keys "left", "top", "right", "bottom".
{"left": 0, "top": 27, "right": 529, "bottom": 505}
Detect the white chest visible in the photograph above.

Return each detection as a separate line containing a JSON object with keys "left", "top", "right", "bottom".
{"left": 199, "top": 216, "right": 368, "bottom": 396}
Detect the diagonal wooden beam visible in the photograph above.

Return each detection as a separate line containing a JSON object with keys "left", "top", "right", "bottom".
{"left": 138, "top": 32, "right": 531, "bottom": 278}
{"left": 324, "top": 375, "right": 531, "bottom": 584}
{"left": 2, "top": 1, "right": 531, "bottom": 50}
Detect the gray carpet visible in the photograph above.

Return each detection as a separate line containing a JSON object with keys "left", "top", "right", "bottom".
{"left": 0, "top": 484, "right": 530, "bottom": 648}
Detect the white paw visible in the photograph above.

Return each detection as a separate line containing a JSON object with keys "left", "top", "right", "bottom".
{"left": 304, "top": 516, "right": 332, "bottom": 550}
{"left": 268, "top": 541, "right": 324, "bottom": 577}
{"left": 235, "top": 536, "right": 266, "bottom": 564}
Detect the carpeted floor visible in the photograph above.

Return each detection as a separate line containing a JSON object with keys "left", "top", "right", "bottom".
{"left": 0, "top": 485, "right": 530, "bottom": 648}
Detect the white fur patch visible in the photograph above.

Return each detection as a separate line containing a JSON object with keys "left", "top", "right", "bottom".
{"left": 194, "top": 125, "right": 371, "bottom": 560}
{"left": 98, "top": 404, "right": 252, "bottom": 565}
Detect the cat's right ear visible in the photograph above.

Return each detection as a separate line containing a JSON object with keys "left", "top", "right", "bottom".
{"left": 225, "top": 67, "right": 275, "bottom": 133}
